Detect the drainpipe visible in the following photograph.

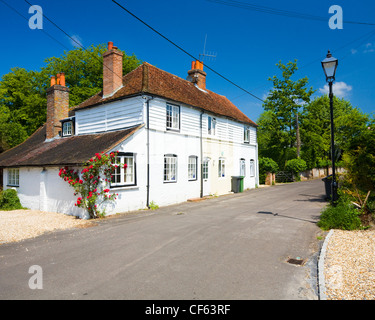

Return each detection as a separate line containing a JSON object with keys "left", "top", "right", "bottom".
{"left": 143, "top": 95, "right": 154, "bottom": 208}
{"left": 200, "top": 110, "right": 204, "bottom": 198}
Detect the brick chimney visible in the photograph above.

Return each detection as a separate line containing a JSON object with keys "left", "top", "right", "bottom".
{"left": 46, "top": 73, "right": 69, "bottom": 140}
{"left": 103, "top": 41, "right": 124, "bottom": 97}
{"left": 187, "top": 60, "right": 206, "bottom": 90}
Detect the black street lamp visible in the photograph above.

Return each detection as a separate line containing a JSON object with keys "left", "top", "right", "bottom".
{"left": 321, "top": 50, "right": 339, "bottom": 205}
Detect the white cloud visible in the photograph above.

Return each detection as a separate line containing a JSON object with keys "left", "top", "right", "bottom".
{"left": 319, "top": 81, "right": 352, "bottom": 98}
{"left": 351, "top": 48, "right": 357, "bottom": 55}
{"left": 70, "top": 34, "right": 83, "bottom": 48}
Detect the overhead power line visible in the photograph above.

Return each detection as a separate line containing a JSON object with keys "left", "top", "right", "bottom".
{"left": 206, "top": 0, "right": 375, "bottom": 26}
{"left": 111, "top": 0, "right": 265, "bottom": 102}
{"left": 0, "top": 0, "right": 67, "bottom": 49}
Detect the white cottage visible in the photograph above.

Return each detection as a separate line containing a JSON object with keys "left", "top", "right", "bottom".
{"left": 0, "top": 42, "right": 258, "bottom": 217}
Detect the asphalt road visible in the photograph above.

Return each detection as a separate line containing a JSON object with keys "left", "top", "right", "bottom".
{"left": 0, "top": 179, "right": 328, "bottom": 300}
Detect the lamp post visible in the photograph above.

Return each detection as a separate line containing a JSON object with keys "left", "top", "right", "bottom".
{"left": 321, "top": 50, "right": 338, "bottom": 205}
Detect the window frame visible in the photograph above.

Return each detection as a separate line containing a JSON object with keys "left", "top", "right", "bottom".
{"left": 208, "top": 116, "right": 216, "bottom": 135}
{"left": 202, "top": 158, "right": 209, "bottom": 180}
{"left": 164, "top": 154, "right": 178, "bottom": 183}
{"left": 218, "top": 158, "right": 225, "bottom": 178}
{"left": 188, "top": 156, "right": 198, "bottom": 181}
{"left": 166, "top": 103, "right": 180, "bottom": 131}
{"left": 62, "top": 121, "right": 73, "bottom": 137}
{"left": 244, "top": 126, "right": 250, "bottom": 143}
{"left": 240, "top": 158, "right": 246, "bottom": 177}
{"left": 110, "top": 152, "right": 136, "bottom": 188}
{"left": 250, "top": 159, "right": 255, "bottom": 177}
{"left": 7, "top": 168, "right": 19, "bottom": 187}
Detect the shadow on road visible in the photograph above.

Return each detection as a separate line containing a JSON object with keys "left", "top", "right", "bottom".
{"left": 295, "top": 194, "right": 327, "bottom": 203}
{"left": 257, "top": 211, "right": 319, "bottom": 224}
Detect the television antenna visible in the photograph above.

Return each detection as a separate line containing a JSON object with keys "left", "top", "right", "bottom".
{"left": 199, "top": 34, "right": 217, "bottom": 62}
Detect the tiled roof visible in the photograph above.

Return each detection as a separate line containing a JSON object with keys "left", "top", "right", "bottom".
{"left": 0, "top": 125, "right": 142, "bottom": 167}
{"left": 73, "top": 62, "right": 257, "bottom": 126}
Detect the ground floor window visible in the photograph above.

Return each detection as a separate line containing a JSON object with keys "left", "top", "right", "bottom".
{"left": 188, "top": 156, "right": 198, "bottom": 181}
{"left": 8, "top": 168, "right": 19, "bottom": 186}
{"left": 240, "top": 158, "right": 246, "bottom": 176}
{"left": 203, "top": 158, "right": 209, "bottom": 180}
{"left": 164, "top": 154, "right": 177, "bottom": 182}
{"left": 111, "top": 153, "right": 136, "bottom": 187}
{"left": 218, "top": 158, "right": 225, "bottom": 178}
{"left": 250, "top": 159, "right": 255, "bottom": 177}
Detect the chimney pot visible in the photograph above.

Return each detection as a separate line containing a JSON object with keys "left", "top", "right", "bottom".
{"left": 108, "top": 41, "right": 113, "bottom": 50}
{"left": 187, "top": 60, "right": 207, "bottom": 90}
{"left": 60, "top": 73, "right": 66, "bottom": 86}
{"left": 56, "top": 73, "right": 61, "bottom": 85}
{"left": 50, "top": 76, "right": 56, "bottom": 87}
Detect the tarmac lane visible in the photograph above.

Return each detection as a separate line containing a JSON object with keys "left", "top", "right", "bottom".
{"left": 0, "top": 179, "right": 327, "bottom": 300}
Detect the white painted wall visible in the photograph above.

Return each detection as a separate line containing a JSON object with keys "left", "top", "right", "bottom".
{"left": 3, "top": 167, "right": 85, "bottom": 217}
{"left": 2, "top": 95, "right": 258, "bottom": 217}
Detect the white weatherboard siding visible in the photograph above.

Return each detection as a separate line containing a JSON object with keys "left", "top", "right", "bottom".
{"left": 75, "top": 96, "right": 144, "bottom": 134}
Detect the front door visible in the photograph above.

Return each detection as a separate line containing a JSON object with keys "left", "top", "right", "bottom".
{"left": 202, "top": 158, "right": 211, "bottom": 196}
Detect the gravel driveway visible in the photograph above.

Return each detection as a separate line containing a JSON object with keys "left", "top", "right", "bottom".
{"left": 0, "top": 209, "right": 93, "bottom": 243}
{"left": 324, "top": 229, "right": 375, "bottom": 300}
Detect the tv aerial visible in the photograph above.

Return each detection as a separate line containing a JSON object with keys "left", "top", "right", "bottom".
{"left": 199, "top": 34, "right": 217, "bottom": 62}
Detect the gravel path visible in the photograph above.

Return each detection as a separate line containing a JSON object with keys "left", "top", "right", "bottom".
{"left": 0, "top": 209, "right": 93, "bottom": 243}
{"left": 324, "top": 229, "right": 375, "bottom": 300}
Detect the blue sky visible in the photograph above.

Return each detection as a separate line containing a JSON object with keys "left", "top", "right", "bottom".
{"left": 0, "top": 0, "right": 374, "bottom": 122}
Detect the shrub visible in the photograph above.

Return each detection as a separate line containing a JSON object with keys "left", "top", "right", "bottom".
{"left": 0, "top": 189, "right": 23, "bottom": 210}
{"left": 149, "top": 201, "right": 159, "bottom": 210}
{"left": 259, "top": 157, "right": 279, "bottom": 184}
{"left": 59, "top": 151, "right": 120, "bottom": 219}
{"left": 285, "top": 158, "right": 307, "bottom": 181}
{"left": 316, "top": 159, "right": 331, "bottom": 169}
{"left": 317, "top": 193, "right": 363, "bottom": 230}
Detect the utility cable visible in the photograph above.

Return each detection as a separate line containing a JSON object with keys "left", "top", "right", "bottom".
{"left": 111, "top": 0, "right": 264, "bottom": 102}
{"left": 207, "top": 0, "right": 375, "bottom": 27}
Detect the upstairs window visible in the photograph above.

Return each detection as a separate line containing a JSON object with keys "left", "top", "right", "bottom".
{"left": 244, "top": 126, "right": 250, "bottom": 143}
{"left": 8, "top": 168, "right": 19, "bottom": 186}
{"left": 164, "top": 154, "right": 177, "bottom": 182}
{"left": 166, "top": 104, "right": 180, "bottom": 130}
{"left": 62, "top": 121, "right": 73, "bottom": 137}
{"left": 111, "top": 153, "right": 136, "bottom": 187}
{"left": 208, "top": 116, "right": 216, "bottom": 135}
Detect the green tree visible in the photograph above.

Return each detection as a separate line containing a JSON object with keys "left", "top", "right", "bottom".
{"left": 342, "top": 118, "right": 375, "bottom": 193}
{"left": 0, "top": 44, "right": 142, "bottom": 153}
{"left": 300, "top": 95, "right": 370, "bottom": 169}
{"left": 259, "top": 60, "right": 314, "bottom": 168}
{"left": 0, "top": 68, "right": 47, "bottom": 136}
{"left": 41, "top": 44, "right": 141, "bottom": 107}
